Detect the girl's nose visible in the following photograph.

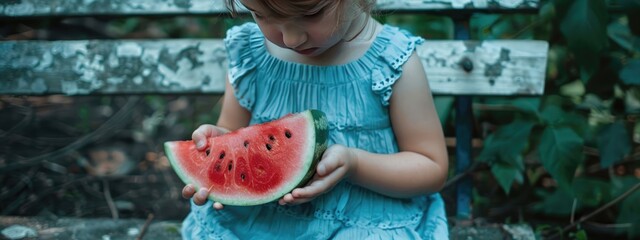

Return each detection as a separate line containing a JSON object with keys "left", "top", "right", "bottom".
{"left": 281, "top": 27, "right": 306, "bottom": 49}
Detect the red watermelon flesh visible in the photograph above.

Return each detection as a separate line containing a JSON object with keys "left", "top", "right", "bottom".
{"left": 164, "top": 110, "right": 328, "bottom": 206}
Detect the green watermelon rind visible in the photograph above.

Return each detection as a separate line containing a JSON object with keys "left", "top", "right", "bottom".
{"left": 164, "top": 109, "right": 328, "bottom": 206}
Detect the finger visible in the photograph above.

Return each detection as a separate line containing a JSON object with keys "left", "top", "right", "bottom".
{"left": 282, "top": 195, "right": 316, "bottom": 205}
{"left": 213, "top": 202, "right": 224, "bottom": 210}
{"left": 293, "top": 167, "right": 347, "bottom": 198}
{"left": 278, "top": 193, "right": 295, "bottom": 205}
{"left": 279, "top": 193, "right": 314, "bottom": 206}
{"left": 192, "top": 125, "right": 212, "bottom": 150}
{"left": 316, "top": 154, "right": 343, "bottom": 177}
{"left": 192, "top": 124, "right": 227, "bottom": 150}
{"left": 193, "top": 188, "right": 210, "bottom": 206}
{"left": 182, "top": 184, "right": 196, "bottom": 199}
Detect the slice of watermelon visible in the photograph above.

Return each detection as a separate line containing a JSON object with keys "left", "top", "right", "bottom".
{"left": 164, "top": 109, "right": 328, "bottom": 206}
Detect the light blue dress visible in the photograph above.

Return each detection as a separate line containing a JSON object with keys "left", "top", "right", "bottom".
{"left": 182, "top": 22, "right": 449, "bottom": 240}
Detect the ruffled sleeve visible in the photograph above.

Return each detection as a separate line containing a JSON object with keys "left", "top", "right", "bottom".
{"left": 371, "top": 26, "right": 425, "bottom": 106}
{"left": 224, "top": 23, "right": 261, "bottom": 111}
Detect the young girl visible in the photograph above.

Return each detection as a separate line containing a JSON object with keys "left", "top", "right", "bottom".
{"left": 181, "top": 0, "right": 449, "bottom": 238}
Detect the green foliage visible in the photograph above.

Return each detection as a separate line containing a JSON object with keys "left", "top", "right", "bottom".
{"left": 478, "top": 119, "right": 533, "bottom": 193}
{"left": 532, "top": 177, "right": 611, "bottom": 215}
{"left": 539, "top": 126, "right": 585, "bottom": 191}
{"left": 463, "top": 0, "right": 640, "bottom": 238}
{"left": 598, "top": 120, "right": 632, "bottom": 168}
{"left": 559, "top": 0, "right": 609, "bottom": 80}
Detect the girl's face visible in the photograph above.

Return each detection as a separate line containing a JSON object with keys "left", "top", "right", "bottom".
{"left": 239, "top": 0, "right": 365, "bottom": 57}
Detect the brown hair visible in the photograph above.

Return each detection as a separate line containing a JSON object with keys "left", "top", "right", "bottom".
{"left": 224, "top": 0, "right": 376, "bottom": 19}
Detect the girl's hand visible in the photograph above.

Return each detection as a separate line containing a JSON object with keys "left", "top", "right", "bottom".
{"left": 182, "top": 185, "right": 224, "bottom": 210}
{"left": 278, "top": 144, "right": 358, "bottom": 205}
{"left": 181, "top": 124, "right": 229, "bottom": 210}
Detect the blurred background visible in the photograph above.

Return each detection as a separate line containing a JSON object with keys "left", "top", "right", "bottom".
{"left": 1, "top": 0, "right": 639, "bottom": 239}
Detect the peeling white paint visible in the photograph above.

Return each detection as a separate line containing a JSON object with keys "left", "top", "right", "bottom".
{"left": 472, "top": 0, "right": 488, "bottom": 8}
{"left": 108, "top": 53, "right": 120, "bottom": 68}
{"left": 11, "top": 56, "right": 39, "bottom": 68}
{"left": 158, "top": 64, "right": 176, "bottom": 87}
{"left": 61, "top": 80, "right": 79, "bottom": 95}
{"left": 4, "top": 2, "right": 34, "bottom": 16}
{"left": 116, "top": 43, "right": 143, "bottom": 57}
{"left": 499, "top": 0, "right": 525, "bottom": 8}
{"left": 141, "top": 48, "right": 160, "bottom": 65}
{"left": 451, "top": 0, "right": 471, "bottom": 8}
{"left": 35, "top": 52, "right": 53, "bottom": 71}
{"left": 107, "top": 77, "right": 125, "bottom": 85}
{"left": 133, "top": 76, "right": 144, "bottom": 85}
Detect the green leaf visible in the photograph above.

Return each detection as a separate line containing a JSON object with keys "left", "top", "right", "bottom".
{"left": 434, "top": 96, "right": 455, "bottom": 127}
{"left": 620, "top": 59, "right": 640, "bottom": 85}
{"left": 538, "top": 126, "right": 584, "bottom": 190}
{"left": 540, "top": 105, "right": 565, "bottom": 125}
{"left": 512, "top": 97, "right": 542, "bottom": 119}
{"left": 539, "top": 103, "right": 589, "bottom": 137}
{"left": 530, "top": 178, "right": 610, "bottom": 215}
{"left": 478, "top": 119, "right": 535, "bottom": 166}
{"left": 478, "top": 120, "right": 534, "bottom": 193}
{"left": 491, "top": 162, "right": 523, "bottom": 194}
{"left": 572, "top": 229, "right": 588, "bottom": 240}
{"left": 598, "top": 120, "right": 632, "bottom": 168}
{"left": 614, "top": 177, "right": 640, "bottom": 238}
{"left": 573, "top": 178, "right": 611, "bottom": 207}
{"left": 607, "top": 19, "right": 640, "bottom": 53}
{"left": 530, "top": 188, "right": 575, "bottom": 216}
{"left": 560, "top": 0, "right": 609, "bottom": 80}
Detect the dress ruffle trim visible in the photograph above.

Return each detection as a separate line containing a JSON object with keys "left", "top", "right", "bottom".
{"left": 224, "top": 23, "right": 263, "bottom": 111}
{"left": 370, "top": 26, "right": 425, "bottom": 106}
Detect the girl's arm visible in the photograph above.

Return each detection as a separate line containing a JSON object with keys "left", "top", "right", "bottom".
{"left": 216, "top": 76, "right": 252, "bottom": 131}
{"left": 280, "top": 52, "right": 448, "bottom": 204}
{"left": 350, "top": 51, "right": 448, "bottom": 197}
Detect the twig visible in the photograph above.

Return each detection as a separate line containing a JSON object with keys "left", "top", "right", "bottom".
{"left": 103, "top": 179, "right": 118, "bottom": 220}
{"left": 548, "top": 181, "right": 640, "bottom": 240}
{"left": 137, "top": 213, "right": 155, "bottom": 240}
{"left": 443, "top": 161, "right": 481, "bottom": 190}
{"left": 570, "top": 198, "right": 577, "bottom": 224}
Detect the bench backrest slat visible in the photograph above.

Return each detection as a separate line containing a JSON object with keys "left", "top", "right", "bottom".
{"left": 0, "top": 39, "right": 547, "bottom": 96}
{"left": 0, "top": 0, "right": 540, "bottom": 18}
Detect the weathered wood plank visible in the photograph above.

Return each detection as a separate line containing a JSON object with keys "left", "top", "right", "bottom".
{"left": 0, "top": 40, "right": 227, "bottom": 95}
{"left": 0, "top": 0, "right": 540, "bottom": 18}
{"left": 0, "top": 216, "right": 535, "bottom": 240}
{"left": 0, "top": 39, "right": 547, "bottom": 96}
{"left": 421, "top": 40, "right": 548, "bottom": 95}
{"left": 0, "top": 216, "right": 182, "bottom": 240}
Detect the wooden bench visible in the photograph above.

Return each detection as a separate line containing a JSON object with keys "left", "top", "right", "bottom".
{"left": 0, "top": 0, "right": 548, "bottom": 238}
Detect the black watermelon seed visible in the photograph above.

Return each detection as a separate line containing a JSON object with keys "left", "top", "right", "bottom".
{"left": 284, "top": 130, "right": 292, "bottom": 138}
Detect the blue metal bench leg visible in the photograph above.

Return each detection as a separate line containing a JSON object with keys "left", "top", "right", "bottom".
{"left": 453, "top": 15, "right": 473, "bottom": 220}
{"left": 455, "top": 96, "right": 473, "bottom": 219}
